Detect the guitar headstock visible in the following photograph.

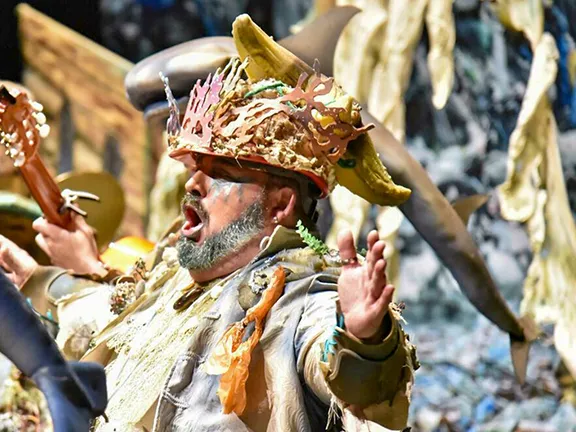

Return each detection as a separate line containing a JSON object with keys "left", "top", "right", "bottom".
{"left": 0, "top": 86, "right": 50, "bottom": 167}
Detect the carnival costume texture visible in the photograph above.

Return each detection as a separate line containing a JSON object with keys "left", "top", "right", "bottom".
{"left": 5, "top": 14, "right": 419, "bottom": 432}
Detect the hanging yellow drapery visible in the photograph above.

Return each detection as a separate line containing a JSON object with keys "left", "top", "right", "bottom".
{"left": 329, "top": 0, "right": 455, "bottom": 289}
{"left": 494, "top": 0, "right": 576, "bottom": 378}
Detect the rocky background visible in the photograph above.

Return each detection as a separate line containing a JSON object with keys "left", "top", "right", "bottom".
{"left": 391, "top": 1, "right": 576, "bottom": 431}
{"left": 2, "top": 0, "right": 576, "bottom": 431}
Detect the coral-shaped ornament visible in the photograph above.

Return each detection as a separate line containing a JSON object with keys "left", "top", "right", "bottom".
{"left": 160, "top": 73, "right": 181, "bottom": 147}
{"left": 280, "top": 67, "right": 373, "bottom": 163}
{"left": 180, "top": 73, "right": 224, "bottom": 149}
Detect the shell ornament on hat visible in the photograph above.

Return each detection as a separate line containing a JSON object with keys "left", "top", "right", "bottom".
{"left": 164, "top": 14, "right": 411, "bottom": 206}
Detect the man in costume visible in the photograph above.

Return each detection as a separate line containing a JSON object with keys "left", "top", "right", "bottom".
{"left": 0, "top": 15, "right": 417, "bottom": 431}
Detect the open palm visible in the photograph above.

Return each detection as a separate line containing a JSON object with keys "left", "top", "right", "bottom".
{"left": 337, "top": 230, "right": 395, "bottom": 341}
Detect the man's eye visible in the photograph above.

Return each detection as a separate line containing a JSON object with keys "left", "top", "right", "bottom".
{"left": 219, "top": 173, "right": 236, "bottom": 182}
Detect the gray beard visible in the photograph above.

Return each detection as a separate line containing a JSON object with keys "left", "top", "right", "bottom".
{"left": 176, "top": 200, "right": 266, "bottom": 271}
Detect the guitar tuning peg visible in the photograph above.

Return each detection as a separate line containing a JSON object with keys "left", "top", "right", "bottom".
{"left": 33, "top": 112, "right": 47, "bottom": 124}
{"left": 14, "top": 152, "right": 25, "bottom": 167}
{"left": 26, "top": 130, "right": 34, "bottom": 140}
{"left": 31, "top": 101, "right": 43, "bottom": 112}
{"left": 38, "top": 124, "right": 50, "bottom": 138}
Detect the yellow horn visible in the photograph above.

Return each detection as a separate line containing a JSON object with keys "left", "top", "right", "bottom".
{"left": 232, "top": 14, "right": 314, "bottom": 85}
{"left": 231, "top": 14, "right": 411, "bottom": 206}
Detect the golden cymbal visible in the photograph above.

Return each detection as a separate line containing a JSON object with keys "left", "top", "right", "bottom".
{"left": 0, "top": 173, "right": 28, "bottom": 195}
{"left": 55, "top": 171, "right": 126, "bottom": 249}
{"left": 0, "top": 171, "right": 125, "bottom": 258}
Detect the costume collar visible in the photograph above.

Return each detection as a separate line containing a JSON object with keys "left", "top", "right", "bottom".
{"left": 256, "top": 225, "right": 306, "bottom": 259}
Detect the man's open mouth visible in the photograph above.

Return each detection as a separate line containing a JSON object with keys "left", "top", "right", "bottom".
{"left": 182, "top": 204, "right": 205, "bottom": 241}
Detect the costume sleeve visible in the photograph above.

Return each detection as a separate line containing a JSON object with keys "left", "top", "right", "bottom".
{"left": 20, "top": 266, "right": 115, "bottom": 360}
{"left": 295, "top": 275, "right": 419, "bottom": 431}
{"left": 20, "top": 266, "right": 106, "bottom": 317}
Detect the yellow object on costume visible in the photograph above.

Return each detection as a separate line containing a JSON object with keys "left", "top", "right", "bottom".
{"left": 100, "top": 236, "right": 155, "bottom": 274}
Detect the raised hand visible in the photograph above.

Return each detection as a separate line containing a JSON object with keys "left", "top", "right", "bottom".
{"left": 337, "top": 229, "right": 395, "bottom": 341}
{"left": 33, "top": 213, "right": 103, "bottom": 275}
{"left": 0, "top": 234, "right": 38, "bottom": 287}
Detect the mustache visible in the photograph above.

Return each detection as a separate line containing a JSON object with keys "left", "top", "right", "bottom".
{"left": 181, "top": 193, "right": 209, "bottom": 221}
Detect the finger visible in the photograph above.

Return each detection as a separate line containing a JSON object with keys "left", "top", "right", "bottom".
{"left": 32, "top": 217, "right": 47, "bottom": 232}
{"left": 0, "top": 237, "right": 11, "bottom": 270}
{"left": 32, "top": 217, "right": 61, "bottom": 238}
{"left": 1, "top": 246, "right": 23, "bottom": 274}
{"left": 73, "top": 213, "right": 91, "bottom": 232}
{"left": 337, "top": 229, "right": 358, "bottom": 267}
{"left": 0, "top": 234, "right": 17, "bottom": 248}
{"left": 367, "top": 230, "right": 379, "bottom": 251}
{"left": 383, "top": 284, "right": 395, "bottom": 305}
{"left": 367, "top": 240, "right": 386, "bottom": 276}
{"left": 371, "top": 259, "right": 387, "bottom": 299}
{"left": 366, "top": 231, "right": 379, "bottom": 275}
{"left": 35, "top": 234, "right": 50, "bottom": 256}
{"left": 0, "top": 236, "right": 24, "bottom": 270}
{"left": 75, "top": 214, "right": 98, "bottom": 242}
{"left": 375, "top": 284, "right": 395, "bottom": 312}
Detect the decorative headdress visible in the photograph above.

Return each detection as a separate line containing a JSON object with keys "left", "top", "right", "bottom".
{"left": 165, "top": 14, "right": 411, "bottom": 206}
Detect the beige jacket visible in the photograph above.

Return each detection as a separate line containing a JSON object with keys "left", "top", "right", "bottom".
{"left": 21, "top": 226, "right": 418, "bottom": 431}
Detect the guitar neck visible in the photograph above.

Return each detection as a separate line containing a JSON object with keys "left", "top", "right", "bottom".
{"left": 19, "top": 152, "right": 72, "bottom": 229}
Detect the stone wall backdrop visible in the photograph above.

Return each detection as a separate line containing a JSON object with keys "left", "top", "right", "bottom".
{"left": 15, "top": 4, "right": 149, "bottom": 237}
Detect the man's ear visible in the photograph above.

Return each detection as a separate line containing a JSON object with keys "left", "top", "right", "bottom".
{"left": 269, "top": 186, "right": 298, "bottom": 225}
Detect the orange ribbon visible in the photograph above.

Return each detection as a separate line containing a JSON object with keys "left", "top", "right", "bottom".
{"left": 205, "top": 266, "right": 286, "bottom": 415}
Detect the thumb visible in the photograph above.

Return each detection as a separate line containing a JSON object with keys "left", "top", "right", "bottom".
{"left": 374, "top": 284, "right": 395, "bottom": 316}
{"left": 3, "top": 246, "right": 25, "bottom": 274}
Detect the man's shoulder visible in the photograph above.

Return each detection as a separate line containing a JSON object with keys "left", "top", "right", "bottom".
{"left": 257, "top": 246, "right": 342, "bottom": 287}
